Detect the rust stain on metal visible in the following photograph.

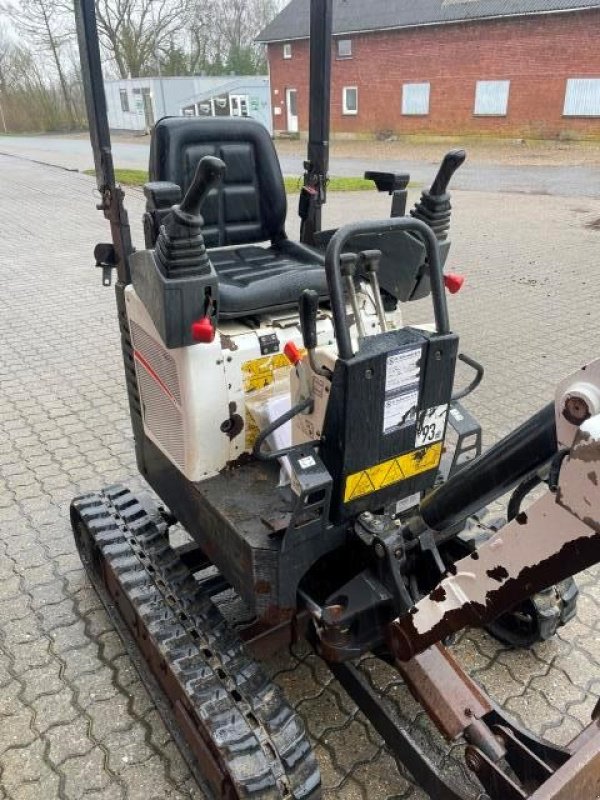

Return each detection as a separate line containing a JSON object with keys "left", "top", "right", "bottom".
{"left": 388, "top": 530, "right": 600, "bottom": 662}
{"left": 220, "top": 334, "right": 238, "bottom": 351}
{"left": 429, "top": 585, "right": 447, "bottom": 603}
{"left": 392, "top": 643, "right": 492, "bottom": 741}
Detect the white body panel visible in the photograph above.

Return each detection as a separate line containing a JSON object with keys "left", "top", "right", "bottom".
{"left": 125, "top": 286, "right": 338, "bottom": 482}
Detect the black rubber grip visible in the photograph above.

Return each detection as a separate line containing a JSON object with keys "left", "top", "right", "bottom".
{"left": 179, "top": 156, "right": 226, "bottom": 216}
{"left": 429, "top": 149, "right": 466, "bottom": 197}
{"left": 300, "top": 289, "right": 320, "bottom": 350}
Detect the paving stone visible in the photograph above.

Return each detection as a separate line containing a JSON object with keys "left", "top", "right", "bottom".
{"left": 44, "top": 716, "right": 94, "bottom": 764}
{"left": 32, "top": 686, "right": 79, "bottom": 732}
{"left": 2, "top": 154, "right": 600, "bottom": 799}
{"left": 61, "top": 746, "right": 112, "bottom": 798}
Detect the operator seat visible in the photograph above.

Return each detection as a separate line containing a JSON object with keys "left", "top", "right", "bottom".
{"left": 144, "top": 117, "right": 327, "bottom": 320}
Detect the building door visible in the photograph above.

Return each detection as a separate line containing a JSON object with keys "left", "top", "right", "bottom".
{"left": 133, "top": 87, "right": 154, "bottom": 131}
{"left": 286, "top": 88, "right": 298, "bottom": 133}
{"left": 230, "top": 95, "right": 249, "bottom": 117}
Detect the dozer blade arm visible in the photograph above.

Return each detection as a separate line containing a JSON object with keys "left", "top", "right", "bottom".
{"left": 389, "top": 359, "right": 600, "bottom": 662}
{"left": 388, "top": 485, "right": 600, "bottom": 662}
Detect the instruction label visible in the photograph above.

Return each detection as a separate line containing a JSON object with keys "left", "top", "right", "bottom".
{"left": 383, "top": 389, "right": 419, "bottom": 434}
{"left": 385, "top": 348, "right": 421, "bottom": 393}
{"left": 383, "top": 346, "right": 422, "bottom": 435}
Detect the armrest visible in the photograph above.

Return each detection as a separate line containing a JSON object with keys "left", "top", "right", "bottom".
{"left": 143, "top": 181, "right": 182, "bottom": 211}
{"left": 364, "top": 171, "right": 410, "bottom": 194}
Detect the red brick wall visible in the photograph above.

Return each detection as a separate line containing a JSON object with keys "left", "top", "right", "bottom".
{"left": 267, "top": 10, "right": 600, "bottom": 138}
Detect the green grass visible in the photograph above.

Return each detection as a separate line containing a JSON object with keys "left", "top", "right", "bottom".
{"left": 84, "top": 168, "right": 380, "bottom": 193}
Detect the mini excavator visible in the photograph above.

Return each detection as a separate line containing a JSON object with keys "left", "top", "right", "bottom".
{"left": 71, "top": 0, "right": 600, "bottom": 797}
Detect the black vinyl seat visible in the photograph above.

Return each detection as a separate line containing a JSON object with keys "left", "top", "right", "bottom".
{"left": 145, "top": 117, "right": 327, "bottom": 320}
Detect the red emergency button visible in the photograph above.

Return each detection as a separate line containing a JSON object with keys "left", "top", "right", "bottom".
{"left": 284, "top": 341, "right": 302, "bottom": 365}
{"left": 444, "top": 273, "right": 465, "bottom": 294}
{"left": 191, "top": 317, "right": 215, "bottom": 343}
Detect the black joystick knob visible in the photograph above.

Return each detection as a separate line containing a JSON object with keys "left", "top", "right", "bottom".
{"left": 411, "top": 149, "right": 466, "bottom": 242}
{"left": 300, "top": 289, "right": 319, "bottom": 351}
{"left": 155, "top": 156, "right": 226, "bottom": 278}
{"left": 429, "top": 149, "right": 466, "bottom": 197}
{"left": 179, "top": 156, "right": 227, "bottom": 218}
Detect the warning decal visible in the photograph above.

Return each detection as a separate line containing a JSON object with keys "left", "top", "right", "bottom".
{"left": 344, "top": 442, "right": 443, "bottom": 503}
{"left": 242, "top": 353, "right": 292, "bottom": 393}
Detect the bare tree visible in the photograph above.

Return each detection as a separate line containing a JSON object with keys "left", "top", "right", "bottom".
{"left": 94, "top": 0, "right": 188, "bottom": 78}
{"left": 2, "top": 0, "right": 78, "bottom": 126}
{"left": 186, "top": 0, "right": 279, "bottom": 74}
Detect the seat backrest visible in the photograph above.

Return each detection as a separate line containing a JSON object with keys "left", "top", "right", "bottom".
{"left": 149, "top": 117, "right": 288, "bottom": 248}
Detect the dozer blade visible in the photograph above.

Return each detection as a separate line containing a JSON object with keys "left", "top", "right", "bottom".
{"left": 70, "top": 485, "right": 321, "bottom": 800}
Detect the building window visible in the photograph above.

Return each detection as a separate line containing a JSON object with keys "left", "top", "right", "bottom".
{"left": 402, "top": 82, "right": 430, "bottom": 115}
{"left": 343, "top": 86, "right": 358, "bottom": 115}
{"left": 337, "top": 39, "right": 352, "bottom": 58}
{"left": 564, "top": 78, "right": 600, "bottom": 117}
{"left": 474, "top": 80, "right": 510, "bottom": 116}
{"left": 119, "top": 89, "right": 130, "bottom": 113}
{"left": 283, "top": 43, "right": 292, "bottom": 59}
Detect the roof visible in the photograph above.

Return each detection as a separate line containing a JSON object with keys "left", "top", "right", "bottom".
{"left": 257, "top": 0, "right": 600, "bottom": 42}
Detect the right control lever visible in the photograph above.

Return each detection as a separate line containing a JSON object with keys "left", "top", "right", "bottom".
{"left": 411, "top": 149, "right": 466, "bottom": 241}
{"left": 429, "top": 149, "right": 467, "bottom": 197}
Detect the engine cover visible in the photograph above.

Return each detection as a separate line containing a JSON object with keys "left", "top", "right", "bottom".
{"left": 125, "top": 286, "right": 336, "bottom": 481}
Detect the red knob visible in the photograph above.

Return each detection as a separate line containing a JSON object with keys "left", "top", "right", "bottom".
{"left": 444, "top": 273, "right": 465, "bottom": 294}
{"left": 191, "top": 316, "right": 215, "bottom": 343}
{"left": 284, "top": 341, "right": 302, "bottom": 365}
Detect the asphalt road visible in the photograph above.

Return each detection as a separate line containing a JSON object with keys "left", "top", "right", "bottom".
{"left": 2, "top": 133, "right": 600, "bottom": 196}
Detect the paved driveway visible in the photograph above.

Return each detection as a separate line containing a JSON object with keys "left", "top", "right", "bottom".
{"left": 1, "top": 153, "right": 600, "bottom": 799}
{"left": 3, "top": 133, "right": 600, "bottom": 196}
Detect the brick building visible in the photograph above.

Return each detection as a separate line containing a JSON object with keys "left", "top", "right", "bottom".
{"left": 257, "top": 0, "right": 600, "bottom": 139}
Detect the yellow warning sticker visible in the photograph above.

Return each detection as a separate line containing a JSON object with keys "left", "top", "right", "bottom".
{"left": 344, "top": 442, "right": 443, "bottom": 503}
{"left": 242, "top": 353, "right": 292, "bottom": 393}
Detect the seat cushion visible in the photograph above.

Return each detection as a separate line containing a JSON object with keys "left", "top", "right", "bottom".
{"left": 211, "top": 242, "right": 328, "bottom": 319}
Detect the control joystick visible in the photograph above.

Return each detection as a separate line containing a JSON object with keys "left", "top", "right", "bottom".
{"left": 411, "top": 149, "right": 466, "bottom": 241}
{"left": 155, "top": 156, "right": 226, "bottom": 278}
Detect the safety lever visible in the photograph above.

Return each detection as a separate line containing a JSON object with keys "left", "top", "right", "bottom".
{"left": 299, "top": 289, "right": 329, "bottom": 378}
{"left": 340, "top": 252, "right": 366, "bottom": 339}
{"left": 357, "top": 249, "right": 387, "bottom": 332}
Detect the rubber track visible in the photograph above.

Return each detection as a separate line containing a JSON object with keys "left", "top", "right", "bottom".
{"left": 71, "top": 485, "right": 321, "bottom": 800}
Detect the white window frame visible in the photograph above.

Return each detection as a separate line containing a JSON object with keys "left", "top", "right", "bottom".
{"left": 337, "top": 39, "right": 352, "bottom": 58}
{"left": 564, "top": 78, "right": 600, "bottom": 117}
{"left": 283, "top": 42, "right": 292, "bottom": 59}
{"left": 342, "top": 86, "right": 358, "bottom": 115}
{"left": 119, "top": 88, "right": 130, "bottom": 113}
{"left": 402, "top": 82, "right": 430, "bottom": 116}
{"left": 474, "top": 80, "right": 510, "bottom": 116}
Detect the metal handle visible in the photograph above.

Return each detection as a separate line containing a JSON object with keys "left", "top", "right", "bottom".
{"left": 179, "top": 156, "right": 226, "bottom": 217}
{"left": 451, "top": 353, "right": 484, "bottom": 402}
{"left": 324, "top": 217, "right": 450, "bottom": 360}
